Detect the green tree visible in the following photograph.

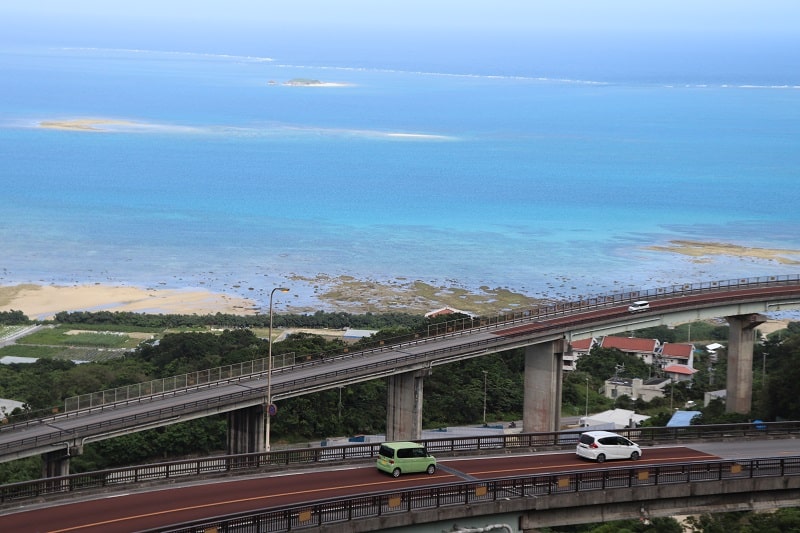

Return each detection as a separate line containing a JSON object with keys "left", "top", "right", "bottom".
{"left": 562, "top": 371, "right": 612, "bottom": 418}
{"left": 576, "top": 347, "right": 651, "bottom": 381}
{"left": 0, "top": 310, "right": 29, "bottom": 324}
{"left": 760, "top": 329, "right": 800, "bottom": 420}
{"left": 544, "top": 516, "right": 682, "bottom": 532}
{"left": 0, "top": 456, "right": 41, "bottom": 484}
{"left": 684, "top": 508, "right": 800, "bottom": 532}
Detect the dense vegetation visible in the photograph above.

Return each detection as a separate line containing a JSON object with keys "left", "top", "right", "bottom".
{"left": 52, "top": 309, "right": 429, "bottom": 331}
{"left": 0, "top": 310, "right": 28, "bottom": 325}
{"left": 541, "top": 508, "right": 800, "bottom": 532}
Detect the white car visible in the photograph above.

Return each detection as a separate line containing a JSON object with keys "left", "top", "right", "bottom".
{"left": 576, "top": 431, "right": 642, "bottom": 463}
{"left": 628, "top": 300, "right": 650, "bottom": 313}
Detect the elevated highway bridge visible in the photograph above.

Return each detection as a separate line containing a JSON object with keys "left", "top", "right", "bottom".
{"left": 1, "top": 275, "right": 799, "bottom": 477}
{"left": 1, "top": 425, "right": 798, "bottom": 532}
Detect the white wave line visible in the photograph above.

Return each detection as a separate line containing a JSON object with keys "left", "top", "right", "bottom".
{"left": 270, "top": 63, "right": 609, "bottom": 85}
{"left": 58, "top": 47, "right": 274, "bottom": 62}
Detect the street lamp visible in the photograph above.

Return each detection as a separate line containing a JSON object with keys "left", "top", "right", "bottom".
{"left": 670, "top": 381, "right": 674, "bottom": 410}
{"left": 265, "top": 287, "right": 289, "bottom": 452}
{"left": 482, "top": 370, "right": 488, "bottom": 424}
{"left": 584, "top": 377, "right": 589, "bottom": 420}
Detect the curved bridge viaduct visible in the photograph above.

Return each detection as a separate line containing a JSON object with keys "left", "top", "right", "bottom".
{"left": 2, "top": 275, "right": 799, "bottom": 477}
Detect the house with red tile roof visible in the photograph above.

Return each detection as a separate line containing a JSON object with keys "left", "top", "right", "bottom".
{"left": 664, "top": 363, "right": 698, "bottom": 383}
{"left": 598, "top": 336, "right": 661, "bottom": 365}
{"left": 660, "top": 342, "right": 695, "bottom": 369}
{"left": 564, "top": 337, "right": 596, "bottom": 371}
{"left": 570, "top": 337, "right": 595, "bottom": 352}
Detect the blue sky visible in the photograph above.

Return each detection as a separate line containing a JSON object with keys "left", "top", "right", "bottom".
{"left": 3, "top": 0, "right": 799, "bottom": 34}
{"left": 2, "top": 1, "right": 798, "bottom": 81}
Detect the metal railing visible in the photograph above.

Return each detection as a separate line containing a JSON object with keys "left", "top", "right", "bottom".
{"left": 62, "top": 352, "right": 297, "bottom": 413}
{"left": 427, "top": 273, "right": 800, "bottom": 335}
{"left": 63, "top": 357, "right": 269, "bottom": 412}
{"left": 2, "top": 421, "right": 798, "bottom": 506}
{"left": 153, "top": 454, "right": 800, "bottom": 533}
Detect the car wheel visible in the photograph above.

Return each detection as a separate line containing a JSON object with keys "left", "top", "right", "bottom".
{"left": 392, "top": 468, "right": 401, "bottom": 478}
{"left": 630, "top": 451, "right": 640, "bottom": 461}
{"left": 596, "top": 454, "right": 606, "bottom": 463}
{"left": 426, "top": 464, "right": 436, "bottom": 475}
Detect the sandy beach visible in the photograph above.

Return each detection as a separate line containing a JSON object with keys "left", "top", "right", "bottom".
{"left": 0, "top": 279, "right": 792, "bottom": 337}
{"left": 0, "top": 284, "right": 260, "bottom": 320}
{"left": 2, "top": 239, "right": 799, "bottom": 321}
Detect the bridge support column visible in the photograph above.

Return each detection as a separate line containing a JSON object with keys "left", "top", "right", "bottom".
{"left": 386, "top": 369, "right": 428, "bottom": 441}
{"left": 42, "top": 448, "right": 71, "bottom": 479}
{"left": 725, "top": 313, "right": 767, "bottom": 414}
{"left": 227, "top": 404, "right": 265, "bottom": 455}
{"left": 523, "top": 339, "right": 566, "bottom": 433}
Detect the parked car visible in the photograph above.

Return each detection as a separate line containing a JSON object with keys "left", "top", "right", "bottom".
{"left": 576, "top": 431, "right": 642, "bottom": 463}
{"left": 628, "top": 300, "right": 650, "bottom": 313}
{"left": 376, "top": 441, "right": 436, "bottom": 477}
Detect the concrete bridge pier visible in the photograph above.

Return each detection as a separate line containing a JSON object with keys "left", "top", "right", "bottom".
{"left": 42, "top": 442, "right": 82, "bottom": 490}
{"left": 386, "top": 368, "right": 429, "bottom": 441}
{"left": 42, "top": 447, "right": 71, "bottom": 479}
{"left": 725, "top": 313, "right": 767, "bottom": 414}
{"left": 227, "top": 404, "right": 265, "bottom": 455}
{"left": 523, "top": 339, "right": 566, "bottom": 433}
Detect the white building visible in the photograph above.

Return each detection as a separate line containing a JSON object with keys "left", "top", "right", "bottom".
{"left": 580, "top": 408, "right": 650, "bottom": 430}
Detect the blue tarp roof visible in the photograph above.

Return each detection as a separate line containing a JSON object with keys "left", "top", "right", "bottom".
{"left": 666, "top": 410, "right": 702, "bottom": 427}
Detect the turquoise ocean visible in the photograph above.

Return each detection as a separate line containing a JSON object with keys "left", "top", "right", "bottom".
{"left": 1, "top": 37, "right": 799, "bottom": 312}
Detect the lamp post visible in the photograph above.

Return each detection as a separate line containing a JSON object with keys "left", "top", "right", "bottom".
{"left": 670, "top": 381, "right": 674, "bottom": 411}
{"left": 482, "top": 370, "right": 488, "bottom": 424}
{"left": 265, "top": 287, "right": 289, "bottom": 452}
{"left": 584, "top": 377, "right": 589, "bottom": 419}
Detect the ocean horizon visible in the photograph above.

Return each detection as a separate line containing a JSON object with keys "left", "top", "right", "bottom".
{"left": 1, "top": 41, "right": 799, "bottom": 314}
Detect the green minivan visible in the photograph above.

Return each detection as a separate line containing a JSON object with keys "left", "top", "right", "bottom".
{"left": 376, "top": 441, "right": 436, "bottom": 477}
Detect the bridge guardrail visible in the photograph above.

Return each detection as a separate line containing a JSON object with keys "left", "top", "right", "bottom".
{"left": 150, "top": 454, "right": 800, "bottom": 533}
{"left": 63, "top": 356, "right": 267, "bottom": 412}
{"left": 2, "top": 421, "right": 798, "bottom": 505}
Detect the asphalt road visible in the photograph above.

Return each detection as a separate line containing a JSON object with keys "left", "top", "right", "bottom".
{"left": 3, "top": 440, "right": 796, "bottom": 532}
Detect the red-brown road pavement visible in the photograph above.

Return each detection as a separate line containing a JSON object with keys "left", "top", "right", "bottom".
{"left": 0, "top": 446, "right": 717, "bottom": 532}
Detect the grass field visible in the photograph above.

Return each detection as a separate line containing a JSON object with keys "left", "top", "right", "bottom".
{"left": 0, "top": 324, "right": 155, "bottom": 362}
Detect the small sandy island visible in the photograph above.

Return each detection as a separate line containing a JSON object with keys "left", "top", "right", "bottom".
{"left": 277, "top": 78, "right": 352, "bottom": 87}
{"left": 0, "top": 284, "right": 260, "bottom": 320}
{"left": 39, "top": 118, "right": 139, "bottom": 132}
{"left": 646, "top": 240, "right": 800, "bottom": 264}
